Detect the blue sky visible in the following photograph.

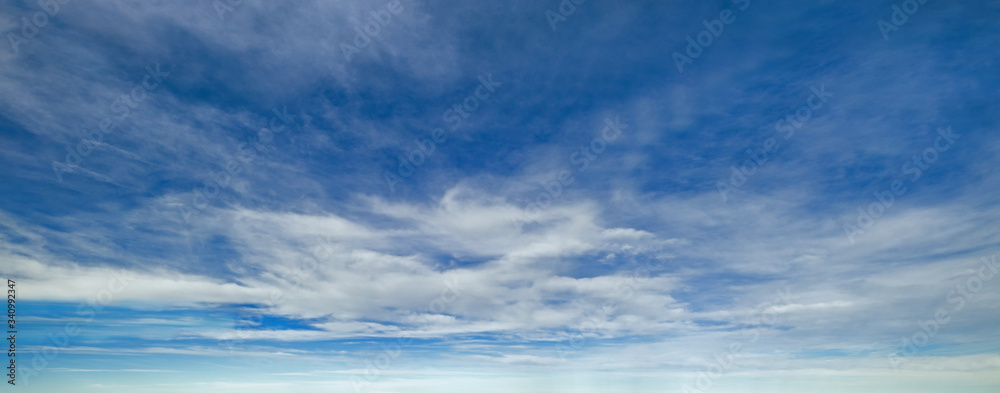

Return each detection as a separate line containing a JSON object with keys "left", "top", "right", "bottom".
{"left": 1, "top": 0, "right": 999, "bottom": 392}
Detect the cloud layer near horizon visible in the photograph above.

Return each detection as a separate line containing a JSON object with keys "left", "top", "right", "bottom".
{"left": 1, "top": 0, "right": 999, "bottom": 392}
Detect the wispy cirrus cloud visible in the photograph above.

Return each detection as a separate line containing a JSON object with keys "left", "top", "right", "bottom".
{"left": 1, "top": 0, "right": 999, "bottom": 392}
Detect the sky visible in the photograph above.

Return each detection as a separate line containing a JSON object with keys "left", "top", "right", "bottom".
{"left": 0, "top": 0, "right": 999, "bottom": 392}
